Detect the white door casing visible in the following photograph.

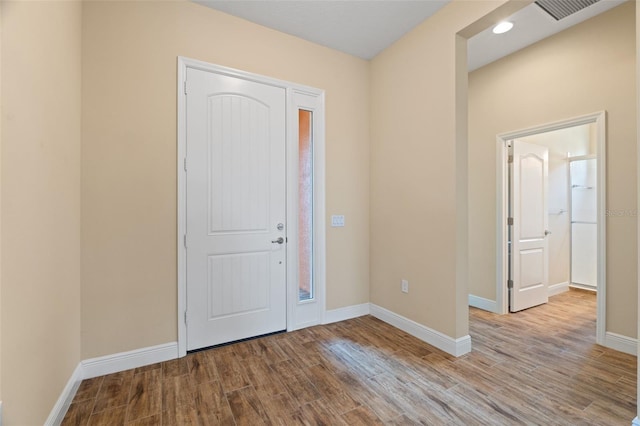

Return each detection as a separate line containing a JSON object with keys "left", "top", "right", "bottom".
{"left": 510, "top": 140, "right": 549, "bottom": 312}
{"left": 185, "top": 68, "right": 287, "bottom": 350}
{"left": 287, "top": 90, "right": 326, "bottom": 331}
{"left": 495, "top": 112, "right": 606, "bottom": 345}
{"left": 177, "top": 57, "right": 326, "bottom": 356}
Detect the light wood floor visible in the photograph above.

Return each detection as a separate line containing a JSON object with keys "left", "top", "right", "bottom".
{"left": 63, "top": 289, "right": 637, "bottom": 425}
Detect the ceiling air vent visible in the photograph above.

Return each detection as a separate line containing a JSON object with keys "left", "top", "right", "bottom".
{"left": 535, "top": 0, "right": 600, "bottom": 20}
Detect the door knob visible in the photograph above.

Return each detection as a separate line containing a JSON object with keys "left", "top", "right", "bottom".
{"left": 544, "top": 230, "right": 552, "bottom": 236}
{"left": 271, "top": 237, "right": 284, "bottom": 244}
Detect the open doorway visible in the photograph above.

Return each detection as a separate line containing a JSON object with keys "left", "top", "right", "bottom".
{"left": 497, "top": 112, "right": 606, "bottom": 343}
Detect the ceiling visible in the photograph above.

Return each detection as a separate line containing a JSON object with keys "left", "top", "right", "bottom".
{"left": 468, "top": 0, "right": 626, "bottom": 71}
{"left": 194, "top": 0, "right": 449, "bottom": 60}
{"left": 195, "top": 0, "right": 627, "bottom": 70}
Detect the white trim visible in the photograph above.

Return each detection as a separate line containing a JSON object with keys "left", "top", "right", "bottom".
{"left": 44, "top": 363, "right": 83, "bottom": 426}
{"left": 177, "top": 57, "right": 326, "bottom": 355}
{"left": 469, "top": 284, "right": 569, "bottom": 312}
{"left": 569, "top": 283, "right": 597, "bottom": 292}
{"left": 323, "top": 303, "right": 370, "bottom": 324}
{"left": 177, "top": 57, "right": 188, "bottom": 357}
{"left": 548, "top": 281, "right": 569, "bottom": 297}
{"left": 468, "top": 294, "right": 498, "bottom": 313}
{"left": 496, "top": 136, "right": 509, "bottom": 315}
{"left": 496, "top": 112, "right": 606, "bottom": 345}
{"left": 50, "top": 343, "right": 178, "bottom": 422}
{"left": 594, "top": 112, "right": 607, "bottom": 346}
{"left": 370, "top": 304, "right": 472, "bottom": 357}
{"left": 603, "top": 332, "right": 637, "bottom": 356}
{"left": 286, "top": 89, "right": 326, "bottom": 332}
{"left": 498, "top": 113, "right": 605, "bottom": 140}
{"left": 82, "top": 342, "right": 178, "bottom": 379}
{"left": 314, "top": 95, "right": 327, "bottom": 327}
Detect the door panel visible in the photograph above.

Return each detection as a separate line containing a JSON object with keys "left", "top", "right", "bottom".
{"left": 207, "top": 252, "right": 270, "bottom": 318}
{"left": 186, "top": 68, "right": 286, "bottom": 350}
{"left": 208, "top": 95, "right": 270, "bottom": 234}
{"left": 519, "top": 248, "right": 544, "bottom": 290}
{"left": 519, "top": 155, "right": 545, "bottom": 239}
{"left": 511, "top": 140, "right": 549, "bottom": 312}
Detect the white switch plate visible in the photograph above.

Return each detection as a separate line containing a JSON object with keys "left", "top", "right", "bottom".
{"left": 331, "top": 215, "right": 345, "bottom": 227}
{"left": 401, "top": 279, "right": 409, "bottom": 293}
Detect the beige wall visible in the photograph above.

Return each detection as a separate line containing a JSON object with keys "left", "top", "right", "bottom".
{"left": 81, "top": 1, "right": 370, "bottom": 358}
{"left": 1, "top": 0, "right": 637, "bottom": 421}
{"left": 1, "top": 1, "right": 82, "bottom": 424}
{"left": 468, "top": 2, "right": 637, "bottom": 337}
{"left": 370, "top": 0, "right": 521, "bottom": 339}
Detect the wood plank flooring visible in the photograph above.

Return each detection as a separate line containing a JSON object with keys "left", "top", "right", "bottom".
{"left": 63, "top": 289, "right": 637, "bottom": 425}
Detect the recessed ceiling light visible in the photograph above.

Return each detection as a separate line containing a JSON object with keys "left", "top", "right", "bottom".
{"left": 493, "top": 21, "right": 514, "bottom": 34}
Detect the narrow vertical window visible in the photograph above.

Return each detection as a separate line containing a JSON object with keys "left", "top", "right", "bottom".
{"left": 298, "top": 109, "right": 314, "bottom": 301}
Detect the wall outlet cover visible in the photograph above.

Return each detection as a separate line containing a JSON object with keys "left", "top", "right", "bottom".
{"left": 331, "top": 215, "right": 345, "bottom": 227}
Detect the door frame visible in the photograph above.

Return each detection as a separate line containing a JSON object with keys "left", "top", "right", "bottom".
{"left": 496, "top": 111, "right": 606, "bottom": 344}
{"left": 176, "top": 57, "right": 326, "bottom": 357}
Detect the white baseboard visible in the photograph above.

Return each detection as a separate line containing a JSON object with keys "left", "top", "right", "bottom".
{"left": 548, "top": 281, "right": 569, "bottom": 297}
{"left": 569, "top": 283, "right": 597, "bottom": 292}
{"left": 49, "top": 342, "right": 178, "bottom": 424}
{"left": 604, "top": 332, "right": 637, "bottom": 356}
{"left": 323, "top": 303, "right": 370, "bottom": 324}
{"left": 468, "top": 294, "right": 498, "bottom": 313}
{"left": 469, "top": 283, "right": 569, "bottom": 313}
{"left": 44, "top": 363, "right": 83, "bottom": 426}
{"left": 370, "top": 304, "right": 471, "bottom": 357}
{"left": 82, "top": 342, "right": 178, "bottom": 379}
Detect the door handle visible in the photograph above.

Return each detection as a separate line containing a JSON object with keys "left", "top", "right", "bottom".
{"left": 545, "top": 230, "right": 552, "bottom": 236}
{"left": 271, "top": 237, "right": 284, "bottom": 244}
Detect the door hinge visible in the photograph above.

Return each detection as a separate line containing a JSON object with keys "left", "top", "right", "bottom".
{"left": 183, "top": 234, "right": 187, "bottom": 248}
{"left": 508, "top": 155, "right": 513, "bottom": 164}
{"left": 507, "top": 217, "right": 513, "bottom": 226}
{"left": 184, "top": 310, "right": 188, "bottom": 324}
{"left": 183, "top": 158, "right": 187, "bottom": 172}
{"left": 507, "top": 279, "right": 513, "bottom": 289}
{"left": 183, "top": 81, "right": 188, "bottom": 95}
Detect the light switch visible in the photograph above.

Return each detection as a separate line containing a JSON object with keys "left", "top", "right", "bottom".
{"left": 331, "top": 215, "right": 345, "bottom": 227}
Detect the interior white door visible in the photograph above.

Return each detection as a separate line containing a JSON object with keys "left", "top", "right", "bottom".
{"left": 186, "top": 68, "right": 287, "bottom": 351}
{"left": 510, "top": 140, "right": 549, "bottom": 312}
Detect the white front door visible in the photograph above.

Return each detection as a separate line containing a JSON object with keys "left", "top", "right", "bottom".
{"left": 185, "top": 68, "right": 287, "bottom": 351}
{"left": 510, "top": 140, "right": 549, "bottom": 312}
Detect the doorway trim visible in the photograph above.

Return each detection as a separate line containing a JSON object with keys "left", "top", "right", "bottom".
{"left": 176, "top": 57, "right": 326, "bottom": 357}
{"left": 496, "top": 111, "right": 606, "bottom": 345}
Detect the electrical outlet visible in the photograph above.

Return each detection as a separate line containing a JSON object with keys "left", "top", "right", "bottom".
{"left": 401, "top": 279, "right": 409, "bottom": 293}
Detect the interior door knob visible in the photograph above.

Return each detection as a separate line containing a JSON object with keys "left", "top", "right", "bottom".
{"left": 544, "top": 230, "right": 552, "bottom": 236}
{"left": 271, "top": 237, "right": 284, "bottom": 244}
